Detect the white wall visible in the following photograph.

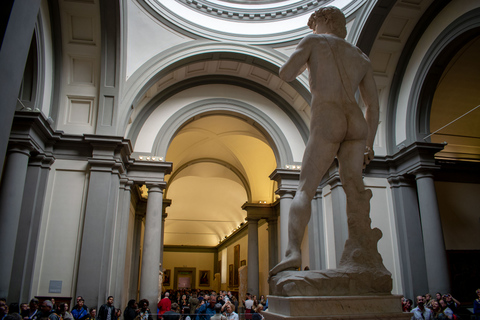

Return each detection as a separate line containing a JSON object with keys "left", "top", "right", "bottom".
{"left": 319, "top": 178, "right": 403, "bottom": 294}
{"left": 33, "top": 159, "right": 89, "bottom": 297}
{"left": 365, "top": 177, "right": 402, "bottom": 295}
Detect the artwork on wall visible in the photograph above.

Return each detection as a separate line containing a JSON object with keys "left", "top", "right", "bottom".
{"left": 241, "top": 260, "right": 246, "bottom": 266}
{"left": 163, "top": 269, "right": 171, "bottom": 286}
{"left": 199, "top": 270, "right": 210, "bottom": 287}
{"left": 229, "top": 264, "right": 234, "bottom": 286}
{"left": 234, "top": 244, "right": 240, "bottom": 286}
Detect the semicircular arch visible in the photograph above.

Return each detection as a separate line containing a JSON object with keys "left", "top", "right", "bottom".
{"left": 408, "top": 9, "right": 480, "bottom": 144}
{"left": 119, "top": 42, "right": 311, "bottom": 135}
{"left": 129, "top": 77, "right": 308, "bottom": 168}
{"left": 153, "top": 97, "right": 295, "bottom": 169}
{"left": 389, "top": 6, "right": 480, "bottom": 150}
{"left": 165, "top": 158, "right": 252, "bottom": 203}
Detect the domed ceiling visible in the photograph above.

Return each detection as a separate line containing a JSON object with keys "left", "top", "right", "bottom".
{"left": 143, "top": 0, "right": 365, "bottom": 43}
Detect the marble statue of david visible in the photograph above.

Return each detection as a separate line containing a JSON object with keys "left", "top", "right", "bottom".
{"left": 269, "top": 6, "right": 391, "bottom": 296}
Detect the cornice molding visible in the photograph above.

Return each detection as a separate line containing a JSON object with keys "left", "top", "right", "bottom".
{"left": 175, "top": 0, "right": 331, "bottom": 22}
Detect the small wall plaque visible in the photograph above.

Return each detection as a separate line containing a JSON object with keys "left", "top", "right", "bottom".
{"left": 49, "top": 280, "right": 62, "bottom": 293}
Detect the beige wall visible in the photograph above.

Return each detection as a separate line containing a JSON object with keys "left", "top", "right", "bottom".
{"left": 436, "top": 181, "right": 480, "bottom": 250}
{"left": 162, "top": 251, "right": 215, "bottom": 291}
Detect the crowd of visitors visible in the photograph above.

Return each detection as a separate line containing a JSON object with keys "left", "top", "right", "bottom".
{"left": 404, "top": 289, "right": 480, "bottom": 320}
{"left": 0, "top": 290, "right": 267, "bottom": 320}
{"left": 0, "top": 296, "right": 99, "bottom": 320}
{"left": 156, "top": 289, "right": 265, "bottom": 320}
{"left": 4, "top": 288, "right": 478, "bottom": 320}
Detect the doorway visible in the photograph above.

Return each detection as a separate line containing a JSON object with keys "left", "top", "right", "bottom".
{"left": 174, "top": 267, "right": 196, "bottom": 290}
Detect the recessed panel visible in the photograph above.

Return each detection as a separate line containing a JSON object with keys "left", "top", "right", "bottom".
{"left": 67, "top": 96, "right": 94, "bottom": 125}
{"left": 69, "top": 14, "right": 95, "bottom": 44}
{"left": 218, "top": 61, "right": 241, "bottom": 73}
{"left": 186, "top": 62, "right": 208, "bottom": 74}
{"left": 382, "top": 16, "right": 408, "bottom": 39}
{"left": 250, "top": 66, "right": 271, "bottom": 82}
{"left": 370, "top": 51, "right": 392, "bottom": 74}
{"left": 70, "top": 56, "right": 95, "bottom": 85}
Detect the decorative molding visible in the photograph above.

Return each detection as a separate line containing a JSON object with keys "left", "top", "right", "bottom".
{"left": 176, "top": 0, "right": 331, "bottom": 22}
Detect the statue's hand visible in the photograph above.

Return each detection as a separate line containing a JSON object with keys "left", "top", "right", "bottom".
{"left": 363, "top": 146, "right": 374, "bottom": 169}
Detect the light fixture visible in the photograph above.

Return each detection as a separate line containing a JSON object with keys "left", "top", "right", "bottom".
{"left": 285, "top": 164, "right": 301, "bottom": 170}
{"left": 138, "top": 155, "right": 165, "bottom": 161}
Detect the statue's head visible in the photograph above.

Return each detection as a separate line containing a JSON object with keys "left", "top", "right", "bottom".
{"left": 308, "top": 6, "right": 347, "bottom": 39}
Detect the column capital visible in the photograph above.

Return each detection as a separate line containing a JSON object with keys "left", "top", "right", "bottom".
{"left": 87, "top": 157, "right": 118, "bottom": 172}
{"left": 162, "top": 199, "right": 171, "bottom": 215}
{"left": 388, "top": 142, "right": 444, "bottom": 176}
{"left": 313, "top": 188, "right": 323, "bottom": 199}
{"left": 120, "top": 178, "right": 134, "bottom": 190}
{"left": 245, "top": 217, "right": 259, "bottom": 224}
{"left": 413, "top": 170, "right": 435, "bottom": 180}
{"left": 127, "top": 161, "right": 173, "bottom": 186}
{"left": 275, "top": 189, "right": 295, "bottom": 198}
{"left": 145, "top": 183, "right": 166, "bottom": 195}
{"left": 163, "top": 198, "right": 172, "bottom": 208}
{"left": 7, "top": 143, "right": 34, "bottom": 157}
{"left": 267, "top": 216, "right": 278, "bottom": 223}
{"left": 242, "top": 202, "right": 275, "bottom": 220}
{"left": 270, "top": 168, "right": 299, "bottom": 194}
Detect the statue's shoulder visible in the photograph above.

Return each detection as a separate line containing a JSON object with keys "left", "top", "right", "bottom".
{"left": 302, "top": 33, "right": 328, "bottom": 43}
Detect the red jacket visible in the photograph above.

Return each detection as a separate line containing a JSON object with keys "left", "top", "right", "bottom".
{"left": 157, "top": 298, "right": 171, "bottom": 315}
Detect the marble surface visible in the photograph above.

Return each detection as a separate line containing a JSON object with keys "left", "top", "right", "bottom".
{"left": 264, "top": 295, "right": 411, "bottom": 320}
{"left": 269, "top": 268, "right": 392, "bottom": 297}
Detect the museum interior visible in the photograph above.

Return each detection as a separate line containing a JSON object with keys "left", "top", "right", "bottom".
{"left": 0, "top": 0, "right": 479, "bottom": 316}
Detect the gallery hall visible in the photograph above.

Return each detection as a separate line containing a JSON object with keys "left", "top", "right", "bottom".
{"left": 0, "top": 0, "right": 479, "bottom": 316}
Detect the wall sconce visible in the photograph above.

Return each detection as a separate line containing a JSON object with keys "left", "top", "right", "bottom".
{"left": 138, "top": 155, "right": 164, "bottom": 161}
{"left": 285, "top": 164, "right": 301, "bottom": 170}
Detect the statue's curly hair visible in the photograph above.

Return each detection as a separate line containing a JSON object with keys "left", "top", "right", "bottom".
{"left": 307, "top": 6, "right": 347, "bottom": 39}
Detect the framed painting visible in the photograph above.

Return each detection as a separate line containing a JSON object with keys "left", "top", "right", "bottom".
{"left": 163, "top": 269, "right": 171, "bottom": 286}
{"left": 241, "top": 260, "right": 246, "bottom": 266}
{"left": 228, "top": 264, "right": 234, "bottom": 286}
{"left": 234, "top": 244, "right": 240, "bottom": 286}
{"left": 199, "top": 270, "right": 210, "bottom": 287}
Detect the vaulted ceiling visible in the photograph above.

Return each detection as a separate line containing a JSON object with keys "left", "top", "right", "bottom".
{"left": 55, "top": 0, "right": 480, "bottom": 248}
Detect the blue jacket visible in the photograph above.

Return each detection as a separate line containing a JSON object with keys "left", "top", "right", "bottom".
{"left": 72, "top": 307, "right": 89, "bottom": 320}
{"left": 195, "top": 303, "right": 215, "bottom": 320}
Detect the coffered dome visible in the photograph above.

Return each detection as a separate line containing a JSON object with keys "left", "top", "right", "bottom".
{"left": 143, "top": 0, "right": 366, "bottom": 43}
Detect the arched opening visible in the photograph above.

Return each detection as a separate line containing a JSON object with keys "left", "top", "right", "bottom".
{"left": 164, "top": 114, "right": 277, "bottom": 247}
{"left": 429, "top": 35, "right": 480, "bottom": 161}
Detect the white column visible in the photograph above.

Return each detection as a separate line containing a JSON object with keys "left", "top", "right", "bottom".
{"left": 415, "top": 171, "right": 450, "bottom": 295}
{"left": 267, "top": 217, "right": 278, "bottom": 271}
{"left": 160, "top": 198, "right": 171, "bottom": 269}
{"left": 278, "top": 191, "right": 294, "bottom": 258}
{"left": 328, "top": 175, "right": 348, "bottom": 266}
{"left": 308, "top": 190, "right": 325, "bottom": 270}
{"left": 0, "top": 145, "right": 31, "bottom": 298}
{"left": 115, "top": 180, "right": 133, "bottom": 307}
{"left": 0, "top": 0, "right": 40, "bottom": 177}
{"left": 247, "top": 218, "right": 259, "bottom": 296}
{"left": 140, "top": 184, "right": 164, "bottom": 305}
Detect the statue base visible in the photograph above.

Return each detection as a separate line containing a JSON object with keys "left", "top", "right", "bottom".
{"left": 264, "top": 295, "right": 411, "bottom": 320}
{"left": 269, "top": 269, "right": 392, "bottom": 296}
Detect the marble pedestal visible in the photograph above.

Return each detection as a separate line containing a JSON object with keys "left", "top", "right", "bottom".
{"left": 264, "top": 295, "right": 411, "bottom": 320}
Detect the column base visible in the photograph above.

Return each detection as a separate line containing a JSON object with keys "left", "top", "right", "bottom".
{"left": 264, "top": 295, "right": 411, "bottom": 320}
